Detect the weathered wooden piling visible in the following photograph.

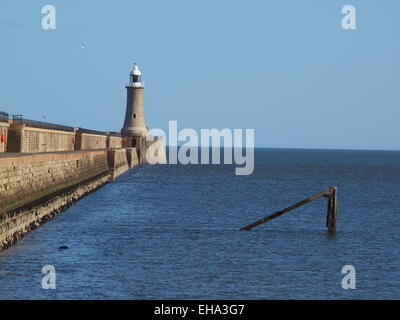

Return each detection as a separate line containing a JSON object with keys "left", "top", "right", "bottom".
{"left": 240, "top": 186, "right": 337, "bottom": 232}
{"left": 326, "top": 186, "right": 337, "bottom": 232}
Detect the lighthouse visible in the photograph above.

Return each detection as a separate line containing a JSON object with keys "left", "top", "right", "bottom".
{"left": 121, "top": 64, "right": 148, "bottom": 148}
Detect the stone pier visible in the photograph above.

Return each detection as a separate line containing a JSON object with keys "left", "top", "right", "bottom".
{"left": 0, "top": 147, "right": 140, "bottom": 251}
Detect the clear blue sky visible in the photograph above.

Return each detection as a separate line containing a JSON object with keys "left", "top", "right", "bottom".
{"left": 0, "top": 0, "right": 399, "bottom": 149}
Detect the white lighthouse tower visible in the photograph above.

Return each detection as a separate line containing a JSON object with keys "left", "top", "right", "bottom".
{"left": 121, "top": 64, "right": 148, "bottom": 147}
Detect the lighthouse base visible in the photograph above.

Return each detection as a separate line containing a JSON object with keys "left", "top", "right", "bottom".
{"left": 139, "top": 135, "right": 167, "bottom": 165}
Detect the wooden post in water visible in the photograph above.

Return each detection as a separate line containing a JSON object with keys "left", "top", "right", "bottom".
{"left": 326, "top": 186, "right": 337, "bottom": 232}
{"left": 240, "top": 186, "right": 338, "bottom": 232}
{"left": 240, "top": 189, "right": 329, "bottom": 231}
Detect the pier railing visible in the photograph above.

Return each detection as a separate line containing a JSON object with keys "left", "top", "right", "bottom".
{"left": 77, "top": 128, "right": 108, "bottom": 136}
{"left": 107, "top": 131, "right": 123, "bottom": 137}
{"left": 12, "top": 117, "right": 75, "bottom": 132}
{"left": 240, "top": 186, "right": 337, "bottom": 232}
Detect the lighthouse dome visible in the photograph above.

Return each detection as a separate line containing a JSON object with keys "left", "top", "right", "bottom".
{"left": 131, "top": 64, "right": 142, "bottom": 76}
{"left": 128, "top": 64, "right": 144, "bottom": 87}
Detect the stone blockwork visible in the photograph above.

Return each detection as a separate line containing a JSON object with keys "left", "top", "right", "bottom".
{"left": 140, "top": 136, "right": 168, "bottom": 164}
{"left": 7, "top": 123, "right": 75, "bottom": 153}
{"left": 75, "top": 131, "right": 108, "bottom": 150}
{"left": 6, "top": 125, "right": 22, "bottom": 153}
{"left": 0, "top": 150, "right": 113, "bottom": 250}
{"left": 107, "top": 135, "right": 124, "bottom": 149}
{"left": 0, "top": 121, "right": 8, "bottom": 153}
{"left": 126, "top": 147, "right": 139, "bottom": 168}
{"left": 0, "top": 145, "right": 148, "bottom": 251}
{"left": 107, "top": 149, "right": 130, "bottom": 180}
{"left": 0, "top": 172, "right": 109, "bottom": 251}
{"left": 0, "top": 150, "right": 110, "bottom": 210}
{"left": 0, "top": 148, "right": 141, "bottom": 251}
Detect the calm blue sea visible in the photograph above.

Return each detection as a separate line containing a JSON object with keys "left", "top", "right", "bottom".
{"left": 1, "top": 148, "right": 400, "bottom": 299}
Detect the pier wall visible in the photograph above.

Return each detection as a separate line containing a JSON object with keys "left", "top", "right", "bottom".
{"left": 107, "top": 148, "right": 130, "bottom": 180}
{"left": 5, "top": 124, "right": 128, "bottom": 154}
{"left": 0, "top": 150, "right": 110, "bottom": 210}
{"left": 0, "top": 119, "right": 167, "bottom": 251}
{"left": 74, "top": 131, "right": 108, "bottom": 150}
{"left": 107, "top": 135, "right": 124, "bottom": 149}
{"left": 140, "top": 136, "right": 168, "bottom": 164}
{"left": 0, "top": 147, "right": 138, "bottom": 250}
{"left": 0, "top": 171, "right": 110, "bottom": 251}
{"left": 126, "top": 147, "right": 139, "bottom": 168}
{"left": 3, "top": 121, "right": 166, "bottom": 164}
{"left": 6, "top": 123, "right": 75, "bottom": 153}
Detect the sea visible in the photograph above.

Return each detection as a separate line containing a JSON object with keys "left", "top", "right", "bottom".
{"left": 1, "top": 148, "right": 400, "bottom": 299}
